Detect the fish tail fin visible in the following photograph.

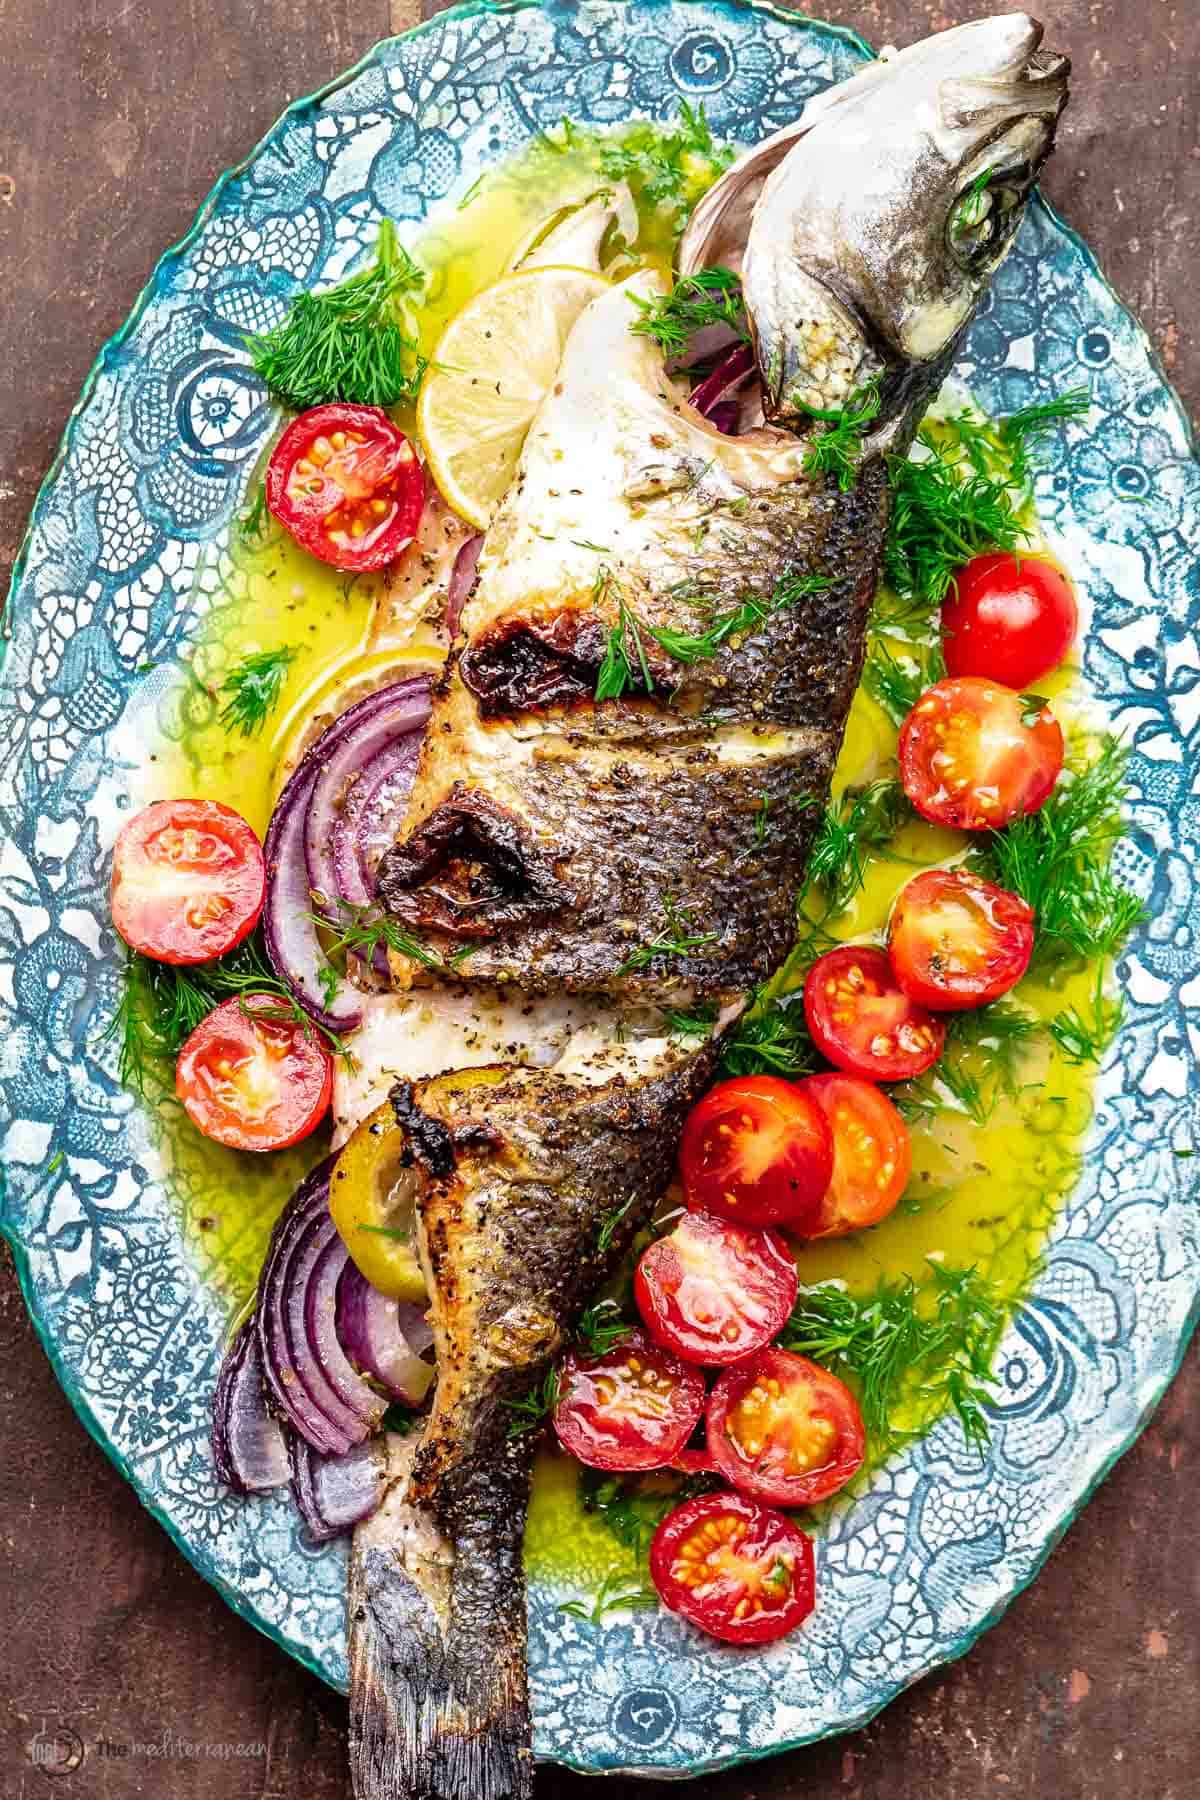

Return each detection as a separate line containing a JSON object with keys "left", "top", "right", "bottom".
{"left": 348, "top": 1438, "right": 535, "bottom": 1800}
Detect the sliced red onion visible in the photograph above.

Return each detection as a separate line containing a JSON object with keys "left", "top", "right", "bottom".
{"left": 303, "top": 677, "right": 432, "bottom": 918}
{"left": 691, "top": 343, "right": 756, "bottom": 423}
{"left": 447, "top": 533, "right": 483, "bottom": 637}
{"left": 666, "top": 318, "right": 743, "bottom": 373}
{"left": 305, "top": 1229, "right": 388, "bottom": 1434}
{"left": 705, "top": 401, "right": 740, "bottom": 436}
{"left": 263, "top": 676, "right": 431, "bottom": 1029}
{"left": 331, "top": 736, "right": 423, "bottom": 907}
{"left": 211, "top": 1320, "right": 289, "bottom": 1495}
{"left": 336, "top": 1261, "right": 436, "bottom": 1406}
{"left": 289, "top": 1434, "right": 388, "bottom": 1543}
{"left": 256, "top": 1158, "right": 355, "bottom": 1456}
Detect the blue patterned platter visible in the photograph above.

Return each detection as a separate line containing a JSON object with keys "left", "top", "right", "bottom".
{"left": 1, "top": 0, "right": 1197, "bottom": 1779}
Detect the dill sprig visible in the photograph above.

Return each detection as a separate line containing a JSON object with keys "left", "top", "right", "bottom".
{"left": 719, "top": 988, "right": 817, "bottom": 1080}
{"left": 892, "top": 1002, "right": 1041, "bottom": 1126}
{"left": 595, "top": 575, "right": 655, "bottom": 702}
{"left": 999, "top": 389, "right": 1092, "bottom": 486}
{"left": 236, "top": 483, "right": 275, "bottom": 547}
{"left": 975, "top": 735, "right": 1144, "bottom": 968}
{"left": 580, "top": 1467, "right": 720, "bottom": 1562}
{"left": 949, "top": 164, "right": 995, "bottom": 242}
{"left": 101, "top": 936, "right": 351, "bottom": 1097}
{"left": 780, "top": 1263, "right": 1005, "bottom": 1451}
{"left": 311, "top": 898, "right": 467, "bottom": 976}
{"left": 218, "top": 645, "right": 298, "bottom": 739}
{"left": 860, "top": 640, "right": 946, "bottom": 725}
{"left": 807, "top": 779, "right": 913, "bottom": 913}
{"left": 594, "top": 100, "right": 734, "bottom": 221}
{"left": 664, "top": 1001, "right": 719, "bottom": 1041}
{"left": 246, "top": 218, "right": 426, "bottom": 412}
{"left": 559, "top": 1569, "right": 658, "bottom": 1624}
{"left": 575, "top": 1300, "right": 635, "bottom": 1359}
{"left": 799, "top": 378, "right": 883, "bottom": 491}
{"left": 648, "top": 569, "right": 832, "bottom": 667}
{"left": 597, "top": 1193, "right": 638, "bottom": 1253}
{"left": 504, "top": 1368, "right": 561, "bottom": 1439}
{"left": 629, "top": 265, "right": 746, "bottom": 356}
{"left": 1047, "top": 989, "right": 1123, "bottom": 1065}
{"left": 617, "top": 894, "right": 718, "bottom": 976}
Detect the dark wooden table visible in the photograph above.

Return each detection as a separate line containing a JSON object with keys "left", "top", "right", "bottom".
{"left": 1, "top": 2, "right": 1196, "bottom": 1796}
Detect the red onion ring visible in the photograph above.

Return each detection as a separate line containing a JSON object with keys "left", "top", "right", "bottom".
{"left": 211, "top": 1321, "right": 289, "bottom": 1495}
{"left": 305, "top": 1230, "right": 388, "bottom": 1432}
{"left": 336, "top": 1262, "right": 435, "bottom": 1406}
{"left": 288, "top": 1434, "right": 388, "bottom": 1543}
{"left": 256, "top": 1158, "right": 355, "bottom": 1455}
{"left": 331, "top": 736, "right": 423, "bottom": 907}
{"left": 690, "top": 342, "right": 756, "bottom": 429}
{"left": 447, "top": 533, "right": 483, "bottom": 637}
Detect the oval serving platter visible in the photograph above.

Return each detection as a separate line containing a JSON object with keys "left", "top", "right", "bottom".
{"left": 1, "top": 0, "right": 1197, "bottom": 1780}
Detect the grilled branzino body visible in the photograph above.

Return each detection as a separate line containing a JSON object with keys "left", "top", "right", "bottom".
{"left": 349, "top": 17, "right": 1068, "bottom": 1799}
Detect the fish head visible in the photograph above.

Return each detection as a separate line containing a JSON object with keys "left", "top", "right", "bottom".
{"left": 740, "top": 14, "right": 1070, "bottom": 425}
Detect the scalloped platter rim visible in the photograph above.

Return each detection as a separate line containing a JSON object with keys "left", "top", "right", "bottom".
{"left": 1, "top": 0, "right": 1197, "bottom": 1780}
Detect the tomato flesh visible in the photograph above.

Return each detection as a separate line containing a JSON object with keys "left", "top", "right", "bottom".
{"left": 707, "top": 1346, "right": 865, "bottom": 1506}
{"left": 110, "top": 798, "right": 265, "bottom": 965}
{"left": 553, "top": 1328, "right": 704, "bottom": 1471}
{"left": 943, "top": 552, "right": 1078, "bottom": 689}
{"left": 889, "top": 868, "right": 1035, "bottom": 1010}
{"left": 635, "top": 1208, "right": 798, "bottom": 1366}
{"left": 175, "top": 994, "right": 332, "bottom": 1151}
{"left": 899, "top": 677, "right": 1064, "bottom": 831}
{"left": 678, "top": 1074, "right": 832, "bottom": 1230}
{"left": 796, "top": 1073, "right": 911, "bottom": 1236}
{"left": 804, "top": 946, "right": 945, "bottom": 1081}
{"left": 649, "top": 1490, "right": 815, "bottom": 1645}
{"left": 266, "top": 403, "right": 424, "bottom": 571}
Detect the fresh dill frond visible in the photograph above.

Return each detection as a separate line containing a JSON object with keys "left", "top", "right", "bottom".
{"left": 575, "top": 1300, "right": 635, "bottom": 1358}
{"left": 246, "top": 218, "right": 427, "bottom": 411}
{"left": 647, "top": 569, "right": 831, "bottom": 666}
{"left": 719, "top": 989, "right": 818, "bottom": 1080}
{"left": 861, "top": 640, "right": 946, "bottom": 725}
{"left": 998, "top": 387, "right": 1091, "bottom": 486}
{"left": 884, "top": 445, "right": 1029, "bottom": 607}
{"left": 892, "top": 1001, "right": 1040, "bottom": 1126}
{"left": 975, "top": 736, "right": 1144, "bottom": 967}
{"left": 664, "top": 1001, "right": 719, "bottom": 1040}
{"left": 780, "top": 1263, "right": 1005, "bottom": 1450}
{"left": 806, "top": 779, "right": 913, "bottom": 913}
{"left": 595, "top": 101, "right": 734, "bottom": 223}
{"left": 597, "top": 1193, "right": 638, "bottom": 1253}
{"left": 1047, "top": 991, "right": 1123, "bottom": 1064}
{"left": 559, "top": 1569, "right": 658, "bottom": 1624}
{"left": 629, "top": 265, "right": 746, "bottom": 356}
{"left": 617, "top": 894, "right": 718, "bottom": 976}
{"left": 579, "top": 1467, "right": 720, "bottom": 1563}
{"left": 799, "top": 377, "right": 883, "bottom": 491}
{"left": 236, "top": 483, "right": 274, "bottom": 546}
{"left": 504, "top": 1368, "right": 561, "bottom": 1439}
{"left": 312, "top": 898, "right": 452, "bottom": 975}
{"left": 218, "top": 645, "right": 298, "bottom": 739}
{"left": 594, "top": 573, "right": 655, "bottom": 702}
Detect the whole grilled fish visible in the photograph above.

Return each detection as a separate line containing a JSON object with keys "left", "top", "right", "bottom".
{"left": 346, "top": 17, "right": 1068, "bottom": 1798}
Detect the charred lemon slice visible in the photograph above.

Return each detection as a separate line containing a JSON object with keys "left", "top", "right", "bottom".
{"left": 330, "top": 1101, "right": 427, "bottom": 1301}
{"left": 417, "top": 265, "right": 609, "bottom": 529}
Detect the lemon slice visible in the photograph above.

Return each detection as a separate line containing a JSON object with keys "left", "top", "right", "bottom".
{"left": 418, "top": 265, "right": 609, "bottom": 529}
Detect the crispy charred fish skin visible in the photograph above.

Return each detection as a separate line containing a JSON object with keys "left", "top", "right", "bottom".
{"left": 351, "top": 18, "right": 1069, "bottom": 1800}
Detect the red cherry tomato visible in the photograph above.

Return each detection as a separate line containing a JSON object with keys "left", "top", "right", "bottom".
{"left": 552, "top": 1328, "right": 704, "bottom": 1472}
{"left": 678, "top": 1075, "right": 833, "bottom": 1230}
{"left": 266, "top": 403, "right": 424, "bottom": 571}
{"left": 796, "top": 1074, "right": 911, "bottom": 1236}
{"left": 804, "top": 946, "right": 946, "bottom": 1081}
{"left": 707, "top": 1346, "right": 866, "bottom": 1506}
{"left": 942, "top": 552, "right": 1078, "bottom": 689}
{"left": 635, "top": 1209, "right": 798, "bottom": 1367}
{"left": 175, "top": 994, "right": 332, "bottom": 1151}
{"left": 899, "top": 677, "right": 1064, "bottom": 831}
{"left": 888, "top": 868, "right": 1034, "bottom": 1010}
{"left": 649, "top": 1490, "right": 815, "bottom": 1645}
{"left": 110, "top": 799, "right": 265, "bottom": 965}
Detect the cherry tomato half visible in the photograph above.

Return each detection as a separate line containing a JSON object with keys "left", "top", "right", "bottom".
{"left": 175, "top": 994, "right": 332, "bottom": 1151}
{"left": 888, "top": 868, "right": 1034, "bottom": 1010}
{"left": 678, "top": 1075, "right": 833, "bottom": 1230}
{"left": 266, "top": 403, "right": 424, "bottom": 572}
{"left": 943, "top": 552, "right": 1078, "bottom": 689}
{"left": 899, "top": 677, "right": 1064, "bottom": 831}
{"left": 707, "top": 1346, "right": 866, "bottom": 1506}
{"left": 110, "top": 799, "right": 265, "bottom": 965}
{"left": 649, "top": 1490, "right": 816, "bottom": 1645}
{"left": 796, "top": 1073, "right": 912, "bottom": 1236}
{"left": 804, "top": 946, "right": 946, "bottom": 1082}
{"left": 635, "top": 1209, "right": 798, "bottom": 1366}
{"left": 553, "top": 1328, "right": 705, "bottom": 1472}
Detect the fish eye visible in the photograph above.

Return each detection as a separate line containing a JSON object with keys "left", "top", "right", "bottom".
{"left": 947, "top": 162, "right": 1034, "bottom": 271}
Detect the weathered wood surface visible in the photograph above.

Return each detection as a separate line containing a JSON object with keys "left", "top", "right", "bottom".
{"left": 0, "top": 2, "right": 1195, "bottom": 1796}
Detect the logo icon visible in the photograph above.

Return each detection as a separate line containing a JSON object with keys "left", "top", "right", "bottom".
{"left": 26, "top": 1722, "right": 85, "bottom": 1778}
